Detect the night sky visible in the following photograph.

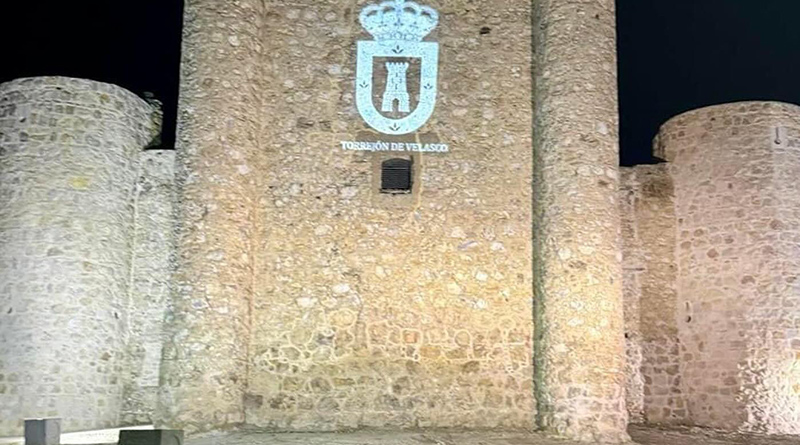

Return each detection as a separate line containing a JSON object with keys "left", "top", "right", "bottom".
{"left": 1, "top": 0, "right": 799, "bottom": 166}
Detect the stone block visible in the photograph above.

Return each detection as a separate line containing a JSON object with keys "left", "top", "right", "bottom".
{"left": 24, "top": 418, "right": 61, "bottom": 445}
{"left": 118, "top": 429, "right": 184, "bottom": 445}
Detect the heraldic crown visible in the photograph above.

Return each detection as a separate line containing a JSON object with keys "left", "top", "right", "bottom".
{"left": 359, "top": 0, "right": 439, "bottom": 42}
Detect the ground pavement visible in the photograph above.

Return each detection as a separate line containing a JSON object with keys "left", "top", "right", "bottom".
{"left": 187, "top": 425, "right": 800, "bottom": 445}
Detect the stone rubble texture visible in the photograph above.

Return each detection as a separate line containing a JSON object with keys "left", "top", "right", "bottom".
{"left": 619, "top": 102, "right": 800, "bottom": 436}
{"left": 0, "top": 77, "right": 166, "bottom": 435}
{"left": 156, "top": 0, "right": 266, "bottom": 435}
{"left": 533, "top": 0, "right": 630, "bottom": 442}
{"left": 121, "top": 150, "right": 177, "bottom": 426}
{"left": 1, "top": 2, "right": 800, "bottom": 444}
{"left": 249, "top": 0, "right": 533, "bottom": 433}
{"left": 180, "top": 426, "right": 800, "bottom": 445}
{"left": 620, "top": 164, "right": 679, "bottom": 425}
{"left": 655, "top": 102, "right": 800, "bottom": 435}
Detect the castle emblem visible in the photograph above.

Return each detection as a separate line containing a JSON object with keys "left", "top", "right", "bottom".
{"left": 356, "top": 0, "right": 440, "bottom": 135}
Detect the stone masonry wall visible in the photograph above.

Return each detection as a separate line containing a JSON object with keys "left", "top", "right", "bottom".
{"left": 156, "top": 0, "right": 266, "bottom": 434}
{"left": 620, "top": 168, "right": 644, "bottom": 423}
{"left": 121, "top": 150, "right": 176, "bottom": 426}
{"left": 0, "top": 77, "right": 160, "bottom": 436}
{"left": 249, "top": 0, "right": 533, "bottom": 430}
{"left": 533, "top": 0, "right": 629, "bottom": 441}
{"left": 657, "top": 102, "right": 800, "bottom": 434}
{"left": 620, "top": 165, "right": 682, "bottom": 425}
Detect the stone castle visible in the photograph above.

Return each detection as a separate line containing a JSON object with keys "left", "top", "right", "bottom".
{"left": 0, "top": 0, "right": 798, "bottom": 443}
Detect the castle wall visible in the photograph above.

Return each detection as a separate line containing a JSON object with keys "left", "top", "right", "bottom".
{"left": 0, "top": 77, "right": 160, "bottom": 435}
{"left": 247, "top": 0, "right": 533, "bottom": 431}
{"left": 620, "top": 165, "right": 682, "bottom": 425}
{"left": 657, "top": 102, "right": 800, "bottom": 434}
{"left": 620, "top": 168, "right": 644, "bottom": 423}
{"left": 532, "top": 0, "right": 629, "bottom": 441}
{"left": 3, "top": 5, "right": 800, "bottom": 442}
{"left": 156, "top": 0, "right": 266, "bottom": 434}
{"left": 121, "top": 150, "right": 176, "bottom": 425}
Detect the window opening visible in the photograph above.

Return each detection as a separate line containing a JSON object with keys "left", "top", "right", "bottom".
{"left": 381, "top": 158, "right": 413, "bottom": 193}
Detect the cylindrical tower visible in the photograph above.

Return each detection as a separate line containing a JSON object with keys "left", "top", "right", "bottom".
{"left": 0, "top": 76, "right": 159, "bottom": 435}
{"left": 156, "top": 0, "right": 265, "bottom": 434}
{"left": 533, "top": 0, "right": 629, "bottom": 442}
{"left": 658, "top": 101, "right": 800, "bottom": 434}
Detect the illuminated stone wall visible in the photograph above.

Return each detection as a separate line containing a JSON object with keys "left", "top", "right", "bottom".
{"left": 0, "top": 77, "right": 161, "bottom": 436}
{"left": 156, "top": 0, "right": 266, "bottom": 434}
{"left": 621, "top": 102, "right": 800, "bottom": 434}
{"left": 121, "top": 150, "right": 177, "bottom": 426}
{"left": 532, "top": 0, "right": 629, "bottom": 441}
{"left": 10, "top": 4, "right": 800, "bottom": 443}
{"left": 620, "top": 168, "right": 644, "bottom": 423}
{"left": 248, "top": 0, "right": 533, "bottom": 431}
{"left": 620, "top": 165, "right": 682, "bottom": 425}
{"left": 656, "top": 102, "right": 800, "bottom": 434}
{"left": 158, "top": 0, "right": 638, "bottom": 439}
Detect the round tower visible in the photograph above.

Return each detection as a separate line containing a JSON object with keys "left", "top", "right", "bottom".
{"left": 658, "top": 101, "right": 800, "bottom": 434}
{"left": 533, "top": 0, "right": 630, "bottom": 442}
{"left": 155, "top": 0, "right": 266, "bottom": 434}
{"left": 0, "top": 77, "right": 160, "bottom": 435}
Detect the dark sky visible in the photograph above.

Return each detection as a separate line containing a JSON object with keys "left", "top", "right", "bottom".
{"left": 0, "top": 0, "right": 183, "bottom": 147}
{"left": 617, "top": 0, "right": 800, "bottom": 165}
{"left": 1, "top": 0, "right": 799, "bottom": 166}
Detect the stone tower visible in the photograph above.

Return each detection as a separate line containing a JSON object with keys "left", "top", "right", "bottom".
{"left": 0, "top": 77, "right": 170, "bottom": 435}
{"left": 623, "top": 102, "right": 800, "bottom": 435}
{"left": 156, "top": 0, "right": 628, "bottom": 442}
{"left": 381, "top": 62, "right": 411, "bottom": 113}
{"left": 533, "top": 0, "right": 629, "bottom": 441}
{"left": 155, "top": 0, "right": 265, "bottom": 432}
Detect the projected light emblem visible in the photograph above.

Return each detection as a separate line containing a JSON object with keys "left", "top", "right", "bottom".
{"left": 356, "top": 0, "right": 440, "bottom": 135}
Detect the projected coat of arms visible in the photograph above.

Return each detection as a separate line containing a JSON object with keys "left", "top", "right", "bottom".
{"left": 356, "top": 0, "right": 440, "bottom": 135}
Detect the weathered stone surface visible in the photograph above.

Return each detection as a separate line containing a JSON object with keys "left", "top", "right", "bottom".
{"left": 533, "top": 0, "right": 629, "bottom": 442}
{"left": 620, "top": 165, "right": 681, "bottom": 425}
{"left": 121, "top": 150, "right": 177, "bottom": 426}
{"left": 155, "top": 0, "right": 266, "bottom": 435}
{"left": 4, "top": 2, "right": 800, "bottom": 442}
{"left": 656, "top": 102, "right": 800, "bottom": 435}
{"left": 0, "top": 77, "right": 161, "bottom": 436}
{"left": 250, "top": 0, "right": 534, "bottom": 432}
{"left": 183, "top": 425, "right": 800, "bottom": 445}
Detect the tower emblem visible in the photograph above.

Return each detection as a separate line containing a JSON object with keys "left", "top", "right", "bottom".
{"left": 356, "top": 1, "right": 440, "bottom": 135}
